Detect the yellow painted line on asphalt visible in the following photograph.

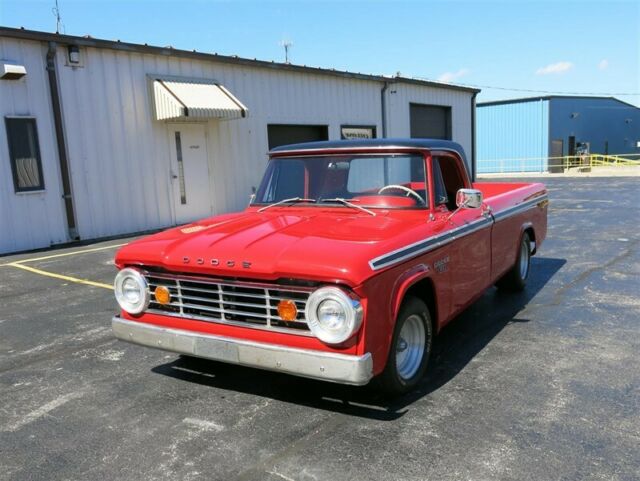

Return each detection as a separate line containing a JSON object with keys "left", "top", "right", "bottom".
{"left": 7, "top": 263, "right": 113, "bottom": 290}
{"left": 9, "top": 243, "right": 127, "bottom": 265}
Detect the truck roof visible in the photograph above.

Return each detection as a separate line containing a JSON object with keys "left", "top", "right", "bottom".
{"left": 269, "top": 138, "right": 468, "bottom": 162}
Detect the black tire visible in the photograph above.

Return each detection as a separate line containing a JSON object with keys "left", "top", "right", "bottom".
{"left": 378, "top": 297, "right": 433, "bottom": 396}
{"left": 495, "top": 232, "right": 531, "bottom": 292}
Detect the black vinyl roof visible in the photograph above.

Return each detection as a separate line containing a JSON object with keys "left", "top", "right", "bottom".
{"left": 270, "top": 138, "right": 468, "bottom": 160}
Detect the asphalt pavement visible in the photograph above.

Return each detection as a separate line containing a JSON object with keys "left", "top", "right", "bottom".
{"left": 1, "top": 176, "right": 639, "bottom": 481}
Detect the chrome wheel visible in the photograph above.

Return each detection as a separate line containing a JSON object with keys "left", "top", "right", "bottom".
{"left": 395, "top": 314, "right": 426, "bottom": 380}
{"left": 519, "top": 238, "right": 530, "bottom": 280}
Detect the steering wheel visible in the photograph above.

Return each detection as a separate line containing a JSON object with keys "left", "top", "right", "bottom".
{"left": 378, "top": 185, "right": 425, "bottom": 205}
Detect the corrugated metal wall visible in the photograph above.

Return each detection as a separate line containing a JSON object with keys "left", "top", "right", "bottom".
{"left": 0, "top": 38, "right": 69, "bottom": 254}
{"left": 477, "top": 100, "right": 549, "bottom": 173}
{"left": 1, "top": 37, "right": 474, "bottom": 253}
{"left": 55, "top": 48, "right": 388, "bottom": 240}
{"left": 386, "top": 83, "right": 473, "bottom": 168}
{"left": 549, "top": 97, "right": 640, "bottom": 155}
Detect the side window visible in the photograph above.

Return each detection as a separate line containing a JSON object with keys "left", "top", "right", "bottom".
{"left": 432, "top": 157, "right": 448, "bottom": 206}
{"left": 5, "top": 117, "right": 45, "bottom": 192}
{"left": 435, "top": 156, "right": 465, "bottom": 210}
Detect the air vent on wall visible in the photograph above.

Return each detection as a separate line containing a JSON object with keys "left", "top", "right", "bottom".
{"left": 1, "top": 62, "right": 27, "bottom": 80}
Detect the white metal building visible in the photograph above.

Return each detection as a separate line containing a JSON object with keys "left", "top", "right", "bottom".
{"left": 0, "top": 27, "right": 479, "bottom": 255}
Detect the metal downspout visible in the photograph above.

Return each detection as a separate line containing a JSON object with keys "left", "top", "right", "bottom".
{"left": 471, "top": 91, "right": 478, "bottom": 181}
{"left": 46, "top": 42, "right": 78, "bottom": 239}
{"left": 381, "top": 81, "right": 390, "bottom": 138}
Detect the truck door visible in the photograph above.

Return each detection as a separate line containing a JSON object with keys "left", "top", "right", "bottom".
{"left": 433, "top": 155, "right": 492, "bottom": 313}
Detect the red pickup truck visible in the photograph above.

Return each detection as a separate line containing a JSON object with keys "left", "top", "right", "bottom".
{"left": 112, "top": 139, "right": 547, "bottom": 394}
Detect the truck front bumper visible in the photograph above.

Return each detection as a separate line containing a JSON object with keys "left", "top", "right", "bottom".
{"left": 112, "top": 317, "right": 374, "bottom": 386}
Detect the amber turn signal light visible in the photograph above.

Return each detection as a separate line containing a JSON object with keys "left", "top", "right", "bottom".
{"left": 154, "top": 286, "right": 171, "bottom": 305}
{"left": 277, "top": 299, "right": 298, "bottom": 321}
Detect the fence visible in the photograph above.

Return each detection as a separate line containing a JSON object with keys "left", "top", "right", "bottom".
{"left": 477, "top": 153, "right": 640, "bottom": 174}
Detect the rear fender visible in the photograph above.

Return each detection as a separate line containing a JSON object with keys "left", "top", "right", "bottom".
{"left": 520, "top": 222, "right": 536, "bottom": 255}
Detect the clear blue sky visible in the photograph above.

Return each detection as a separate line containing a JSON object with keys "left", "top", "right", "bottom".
{"left": 2, "top": 0, "right": 639, "bottom": 105}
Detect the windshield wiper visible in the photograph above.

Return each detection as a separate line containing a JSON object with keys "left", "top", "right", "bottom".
{"left": 257, "top": 197, "right": 316, "bottom": 212}
{"left": 320, "top": 198, "right": 376, "bottom": 216}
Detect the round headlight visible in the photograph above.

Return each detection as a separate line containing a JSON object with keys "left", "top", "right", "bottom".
{"left": 114, "top": 268, "right": 150, "bottom": 314}
{"left": 305, "top": 287, "right": 363, "bottom": 344}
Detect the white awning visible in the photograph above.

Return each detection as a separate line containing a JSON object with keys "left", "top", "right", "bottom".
{"left": 151, "top": 77, "right": 248, "bottom": 121}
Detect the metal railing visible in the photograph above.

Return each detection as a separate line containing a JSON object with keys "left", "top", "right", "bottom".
{"left": 477, "top": 153, "right": 640, "bottom": 174}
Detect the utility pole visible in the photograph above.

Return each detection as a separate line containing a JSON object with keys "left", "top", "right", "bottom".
{"left": 279, "top": 39, "right": 293, "bottom": 64}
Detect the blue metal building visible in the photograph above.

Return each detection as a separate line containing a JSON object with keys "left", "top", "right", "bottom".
{"left": 477, "top": 96, "right": 640, "bottom": 173}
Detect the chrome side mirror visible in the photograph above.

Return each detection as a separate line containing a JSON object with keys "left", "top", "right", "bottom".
{"left": 455, "top": 188, "right": 483, "bottom": 209}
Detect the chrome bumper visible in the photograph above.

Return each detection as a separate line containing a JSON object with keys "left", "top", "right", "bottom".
{"left": 112, "top": 317, "right": 373, "bottom": 386}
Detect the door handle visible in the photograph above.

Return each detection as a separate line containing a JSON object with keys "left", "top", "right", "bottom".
{"left": 481, "top": 205, "right": 493, "bottom": 219}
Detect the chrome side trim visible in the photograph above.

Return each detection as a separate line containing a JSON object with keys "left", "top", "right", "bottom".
{"left": 369, "top": 216, "right": 492, "bottom": 270}
{"left": 491, "top": 194, "right": 548, "bottom": 222}
{"left": 112, "top": 317, "right": 373, "bottom": 385}
{"left": 368, "top": 194, "right": 548, "bottom": 271}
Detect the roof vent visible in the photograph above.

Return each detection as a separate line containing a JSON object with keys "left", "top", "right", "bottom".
{"left": 1, "top": 62, "right": 27, "bottom": 80}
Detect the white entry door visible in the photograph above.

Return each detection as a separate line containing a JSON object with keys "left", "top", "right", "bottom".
{"left": 168, "top": 124, "right": 212, "bottom": 224}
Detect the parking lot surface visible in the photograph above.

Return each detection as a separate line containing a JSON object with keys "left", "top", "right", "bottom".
{"left": 1, "top": 176, "right": 639, "bottom": 481}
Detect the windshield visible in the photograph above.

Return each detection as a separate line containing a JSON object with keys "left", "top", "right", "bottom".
{"left": 253, "top": 154, "right": 428, "bottom": 209}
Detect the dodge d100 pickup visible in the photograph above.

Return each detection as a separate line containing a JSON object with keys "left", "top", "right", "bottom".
{"left": 112, "top": 139, "right": 547, "bottom": 394}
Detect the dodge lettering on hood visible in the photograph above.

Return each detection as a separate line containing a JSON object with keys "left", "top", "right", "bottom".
{"left": 112, "top": 139, "right": 547, "bottom": 394}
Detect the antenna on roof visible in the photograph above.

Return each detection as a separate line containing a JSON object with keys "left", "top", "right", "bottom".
{"left": 279, "top": 39, "right": 293, "bottom": 64}
{"left": 52, "top": 0, "right": 63, "bottom": 34}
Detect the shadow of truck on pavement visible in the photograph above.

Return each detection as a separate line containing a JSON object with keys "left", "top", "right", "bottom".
{"left": 151, "top": 256, "right": 567, "bottom": 421}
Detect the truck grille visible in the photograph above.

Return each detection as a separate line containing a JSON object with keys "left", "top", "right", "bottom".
{"left": 144, "top": 271, "right": 313, "bottom": 335}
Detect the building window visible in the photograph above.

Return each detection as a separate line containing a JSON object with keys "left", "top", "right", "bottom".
{"left": 267, "top": 124, "right": 329, "bottom": 150}
{"left": 409, "top": 103, "right": 452, "bottom": 140}
{"left": 340, "top": 125, "right": 377, "bottom": 140}
{"left": 5, "top": 117, "right": 45, "bottom": 192}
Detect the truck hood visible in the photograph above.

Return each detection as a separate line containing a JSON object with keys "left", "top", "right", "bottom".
{"left": 115, "top": 209, "right": 436, "bottom": 286}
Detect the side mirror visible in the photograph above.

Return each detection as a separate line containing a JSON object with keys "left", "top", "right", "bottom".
{"left": 455, "top": 188, "right": 483, "bottom": 209}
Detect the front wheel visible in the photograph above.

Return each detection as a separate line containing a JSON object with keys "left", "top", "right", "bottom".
{"left": 496, "top": 232, "right": 531, "bottom": 292}
{"left": 378, "top": 297, "right": 433, "bottom": 395}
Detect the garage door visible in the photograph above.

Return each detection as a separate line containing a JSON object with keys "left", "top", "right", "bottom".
{"left": 410, "top": 104, "right": 452, "bottom": 140}
{"left": 267, "top": 124, "right": 329, "bottom": 150}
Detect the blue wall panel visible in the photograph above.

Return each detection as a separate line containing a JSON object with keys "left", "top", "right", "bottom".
{"left": 477, "top": 100, "right": 549, "bottom": 173}
{"left": 549, "top": 97, "right": 640, "bottom": 155}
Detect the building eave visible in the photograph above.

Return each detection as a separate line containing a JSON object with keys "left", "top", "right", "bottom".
{"left": 0, "top": 26, "right": 480, "bottom": 94}
{"left": 478, "top": 95, "right": 639, "bottom": 109}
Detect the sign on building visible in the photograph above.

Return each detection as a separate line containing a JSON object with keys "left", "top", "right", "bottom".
{"left": 341, "top": 126, "right": 376, "bottom": 140}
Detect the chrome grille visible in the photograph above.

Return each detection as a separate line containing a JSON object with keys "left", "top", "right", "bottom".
{"left": 144, "top": 271, "right": 312, "bottom": 335}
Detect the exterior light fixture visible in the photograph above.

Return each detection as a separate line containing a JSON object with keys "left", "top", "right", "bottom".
{"left": 68, "top": 45, "right": 80, "bottom": 64}
{"left": 277, "top": 299, "right": 298, "bottom": 321}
